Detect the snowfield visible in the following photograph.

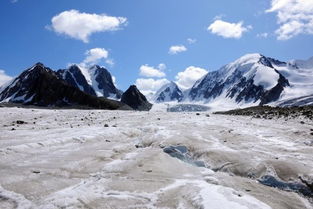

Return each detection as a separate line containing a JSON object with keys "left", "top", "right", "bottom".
{"left": 0, "top": 107, "right": 312, "bottom": 209}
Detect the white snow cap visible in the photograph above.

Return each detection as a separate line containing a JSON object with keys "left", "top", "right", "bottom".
{"left": 223, "top": 53, "right": 279, "bottom": 90}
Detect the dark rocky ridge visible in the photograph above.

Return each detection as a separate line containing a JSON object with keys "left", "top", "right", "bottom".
{"left": 121, "top": 85, "right": 152, "bottom": 111}
{"left": 0, "top": 63, "right": 130, "bottom": 110}
{"left": 214, "top": 105, "right": 313, "bottom": 120}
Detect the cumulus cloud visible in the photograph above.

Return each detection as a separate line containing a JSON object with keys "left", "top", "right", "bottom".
{"left": 208, "top": 19, "right": 251, "bottom": 39}
{"left": 266, "top": 0, "right": 313, "bottom": 40}
{"left": 75, "top": 48, "right": 114, "bottom": 69}
{"left": 169, "top": 45, "right": 187, "bottom": 55}
{"left": 83, "top": 48, "right": 109, "bottom": 65}
{"left": 0, "top": 70, "right": 13, "bottom": 86}
{"left": 139, "top": 64, "right": 166, "bottom": 78}
{"left": 49, "top": 10, "right": 127, "bottom": 43}
{"left": 135, "top": 78, "right": 170, "bottom": 95}
{"left": 187, "top": 38, "right": 197, "bottom": 44}
{"left": 175, "top": 66, "right": 208, "bottom": 89}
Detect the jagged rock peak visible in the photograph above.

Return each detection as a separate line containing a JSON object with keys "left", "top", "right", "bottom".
{"left": 57, "top": 64, "right": 122, "bottom": 99}
{"left": 26, "top": 62, "right": 52, "bottom": 73}
{"left": 121, "top": 85, "right": 152, "bottom": 111}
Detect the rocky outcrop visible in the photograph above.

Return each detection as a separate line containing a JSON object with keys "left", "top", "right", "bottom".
{"left": 121, "top": 85, "right": 152, "bottom": 111}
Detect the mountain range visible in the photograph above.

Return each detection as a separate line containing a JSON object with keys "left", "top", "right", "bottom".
{"left": 0, "top": 63, "right": 150, "bottom": 110}
{"left": 0, "top": 53, "right": 312, "bottom": 110}
{"left": 153, "top": 53, "right": 313, "bottom": 108}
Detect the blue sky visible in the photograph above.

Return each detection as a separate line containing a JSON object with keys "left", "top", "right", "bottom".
{"left": 1, "top": 0, "right": 313, "bottom": 93}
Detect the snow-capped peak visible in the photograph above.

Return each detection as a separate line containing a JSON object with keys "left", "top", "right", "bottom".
{"left": 58, "top": 64, "right": 122, "bottom": 99}
{"left": 153, "top": 81, "right": 183, "bottom": 103}
{"left": 26, "top": 62, "right": 47, "bottom": 73}
{"left": 231, "top": 53, "right": 262, "bottom": 66}
{"left": 186, "top": 53, "right": 289, "bottom": 105}
{"left": 212, "top": 53, "right": 280, "bottom": 91}
{"left": 155, "top": 81, "right": 176, "bottom": 94}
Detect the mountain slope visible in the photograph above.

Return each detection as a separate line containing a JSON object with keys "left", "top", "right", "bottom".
{"left": 276, "top": 94, "right": 313, "bottom": 107}
{"left": 187, "top": 54, "right": 290, "bottom": 106}
{"left": 57, "top": 65, "right": 122, "bottom": 99}
{"left": 271, "top": 56, "right": 313, "bottom": 104}
{"left": 0, "top": 63, "right": 130, "bottom": 110}
{"left": 153, "top": 81, "right": 183, "bottom": 103}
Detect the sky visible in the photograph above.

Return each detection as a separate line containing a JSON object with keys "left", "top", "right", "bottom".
{"left": 1, "top": 0, "right": 313, "bottom": 94}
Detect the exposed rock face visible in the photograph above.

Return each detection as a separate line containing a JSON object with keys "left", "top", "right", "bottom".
{"left": 153, "top": 81, "right": 183, "bottom": 103}
{"left": 260, "top": 72, "right": 290, "bottom": 105}
{"left": 57, "top": 65, "right": 96, "bottom": 96}
{"left": 57, "top": 65, "right": 122, "bottom": 99}
{"left": 121, "top": 85, "right": 152, "bottom": 111}
{"left": 0, "top": 63, "right": 130, "bottom": 110}
{"left": 91, "top": 65, "right": 123, "bottom": 99}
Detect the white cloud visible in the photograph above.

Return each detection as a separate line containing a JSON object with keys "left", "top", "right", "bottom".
{"left": 208, "top": 19, "right": 251, "bottom": 39}
{"left": 77, "top": 48, "right": 114, "bottom": 69}
{"left": 49, "top": 10, "right": 127, "bottom": 43}
{"left": 83, "top": 48, "right": 108, "bottom": 65}
{"left": 139, "top": 64, "right": 166, "bottom": 78}
{"left": 257, "top": 32, "right": 269, "bottom": 38}
{"left": 135, "top": 78, "right": 170, "bottom": 95}
{"left": 266, "top": 0, "right": 313, "bottom": 40}
{"left": 187, "top": 38, "right": 197, "bottom": 44}
{"left": 175, "top": 66, "right": 208, "bottom": 89}
{"left": 0, "top": 70, "right": 13, "bottom": 86}
{"left": 169, "top": 45, "right": 187, "bottom": 55}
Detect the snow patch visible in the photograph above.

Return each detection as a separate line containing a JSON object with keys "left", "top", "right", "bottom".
{"left": 252, "top": 65, "right": 279, "bottom": 90}
{"left": 78, "top": 65, "right": 92, "bottom": 86}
